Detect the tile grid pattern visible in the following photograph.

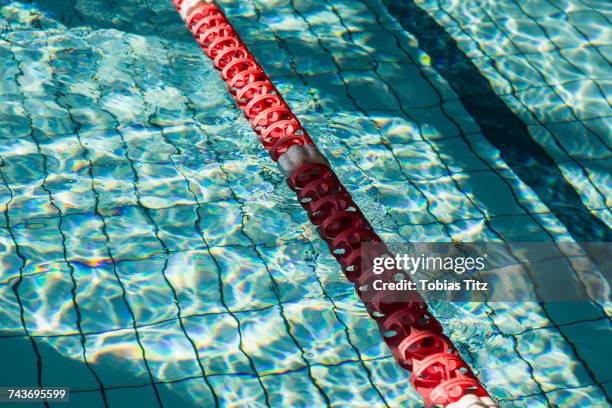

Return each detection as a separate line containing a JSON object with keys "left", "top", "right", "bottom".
{"left": 0, "top": 0, "right": 610, "bottom": 407}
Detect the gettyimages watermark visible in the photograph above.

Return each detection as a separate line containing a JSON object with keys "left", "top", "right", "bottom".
{"left": 358, "top": 242, "right": 611, "bottom": 302}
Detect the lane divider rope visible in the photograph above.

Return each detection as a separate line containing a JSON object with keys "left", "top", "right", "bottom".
{"left": 171, "top": 1, "right": 496, "bottom": 406}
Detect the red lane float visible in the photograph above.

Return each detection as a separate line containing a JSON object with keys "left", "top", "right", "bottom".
{"left": 170, "top": 1, "right": 495, "bottom": 406}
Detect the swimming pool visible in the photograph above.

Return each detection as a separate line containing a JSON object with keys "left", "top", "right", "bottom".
{"left": 0, "top": 0, "right": 610, "bottom": 406}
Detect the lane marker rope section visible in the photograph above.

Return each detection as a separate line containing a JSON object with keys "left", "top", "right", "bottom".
{"left": 171, "top": 1, "right": 496, "bottom": 406}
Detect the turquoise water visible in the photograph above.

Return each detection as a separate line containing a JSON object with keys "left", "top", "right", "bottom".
{"left": 0, "top": 0, "right": 610, "bottom": 407}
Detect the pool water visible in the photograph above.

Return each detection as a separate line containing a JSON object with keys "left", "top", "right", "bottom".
{"left": 0, "top": 0, "right": 610, "bottom": 407}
